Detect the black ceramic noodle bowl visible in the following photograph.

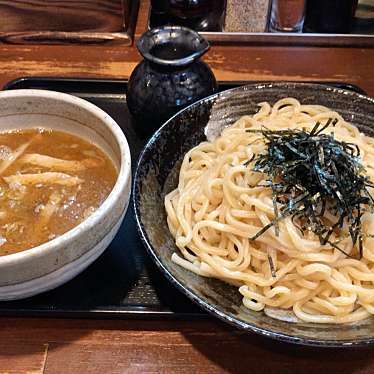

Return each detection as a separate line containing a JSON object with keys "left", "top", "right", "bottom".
{"left": 127, "top": 26, "right": 217, "bottom": 137}
{"left": 133, "top": 83, "right": 374, "bottom": 347}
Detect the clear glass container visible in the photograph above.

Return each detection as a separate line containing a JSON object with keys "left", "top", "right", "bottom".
{"left": 269, "top": 0, "right": 306, "bottom": 33}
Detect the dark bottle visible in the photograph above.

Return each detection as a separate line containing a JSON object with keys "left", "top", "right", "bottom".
{"left": 150, "top": 0, "right": 170, "bottom": 28}
{"left": 150, "top": 0, "right": 226, "bottom": 31}
{"left": 127, "top": 26, "right": 217, "bottom": 137}
{"left": 151, "top": 0, "right": 169, "bottom": 14}
{"left": 303, "top": 0, "right": 358, "bottom": 34}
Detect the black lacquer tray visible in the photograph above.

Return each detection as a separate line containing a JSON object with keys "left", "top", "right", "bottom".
{"left": 0, "top": 77, "right": 368, "bottom": 319}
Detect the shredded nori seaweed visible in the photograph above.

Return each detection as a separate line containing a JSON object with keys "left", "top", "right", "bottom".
{"left": 247, "top": 119, "right": 374, "bottom": 259}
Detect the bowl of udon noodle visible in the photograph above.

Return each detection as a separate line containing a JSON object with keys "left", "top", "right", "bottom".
{"left": 133, "top": 82, "right": 374, "bottom": 346}
{"left": 0, "top": 89, "right": 131, "bottom": 300}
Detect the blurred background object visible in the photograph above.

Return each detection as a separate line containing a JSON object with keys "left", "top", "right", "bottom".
{"left": 269, "top": 0, "right": 306, "bottom": 33}
{"left": 352, "top": 0, "right": 374, "bottom": 33}
{"left": 149, "top": 0, "right": 373, "bottom": 45}
{"left": 303, "top": 0, "right": 359, "bottom": 33}
{"left": 224, "top": 0, "right": 270, "bottom": 32}
{"left": 150, "top": 0, "right": 226, "bottom": 31}
{"left": 0, "top": 0, "right": 138, "bottom": 45}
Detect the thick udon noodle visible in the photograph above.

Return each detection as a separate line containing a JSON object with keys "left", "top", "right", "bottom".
{"left": 165, "top": 98, "right": 374, "bottom": 324}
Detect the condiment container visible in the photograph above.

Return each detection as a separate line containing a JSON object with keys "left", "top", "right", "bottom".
{"left": 269, "top": 0, "right": 306, "bottom": 33}
{"left": 127, "top": 26, "right": 217, "bottom": 137}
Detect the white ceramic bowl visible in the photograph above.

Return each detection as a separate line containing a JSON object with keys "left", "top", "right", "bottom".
{"left": 0, "top": 89, "right": 131, "bottom": 300}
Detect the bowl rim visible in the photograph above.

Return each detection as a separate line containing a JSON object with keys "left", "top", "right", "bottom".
{"left": 0, "top": 89, "right": 132, "bottom": 266}
{"left": 140, "top": 81, "right": 374, "bottom": 148}
{"left": 133, "top": 82, "right": 374, "bottom": 347}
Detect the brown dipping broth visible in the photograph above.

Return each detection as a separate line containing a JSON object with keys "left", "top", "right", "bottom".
{"left": 0, "top": 128, "right": 118, "bottom": 256}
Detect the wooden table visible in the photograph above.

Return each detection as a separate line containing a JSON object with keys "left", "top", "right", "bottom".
{"left": 1, "top": 1, "right": 374, "bottom": 373}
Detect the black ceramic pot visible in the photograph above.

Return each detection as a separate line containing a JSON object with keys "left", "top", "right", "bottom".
{"left": 127, "top": 26, "right": 217, "bottom": 137}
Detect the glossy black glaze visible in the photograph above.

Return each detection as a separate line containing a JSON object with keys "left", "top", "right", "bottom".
{"left": 127, "top": 26, "right": 217, "bottom": 137}
{"left": 133, "top": 82, "right": 374, "bottom": 347}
